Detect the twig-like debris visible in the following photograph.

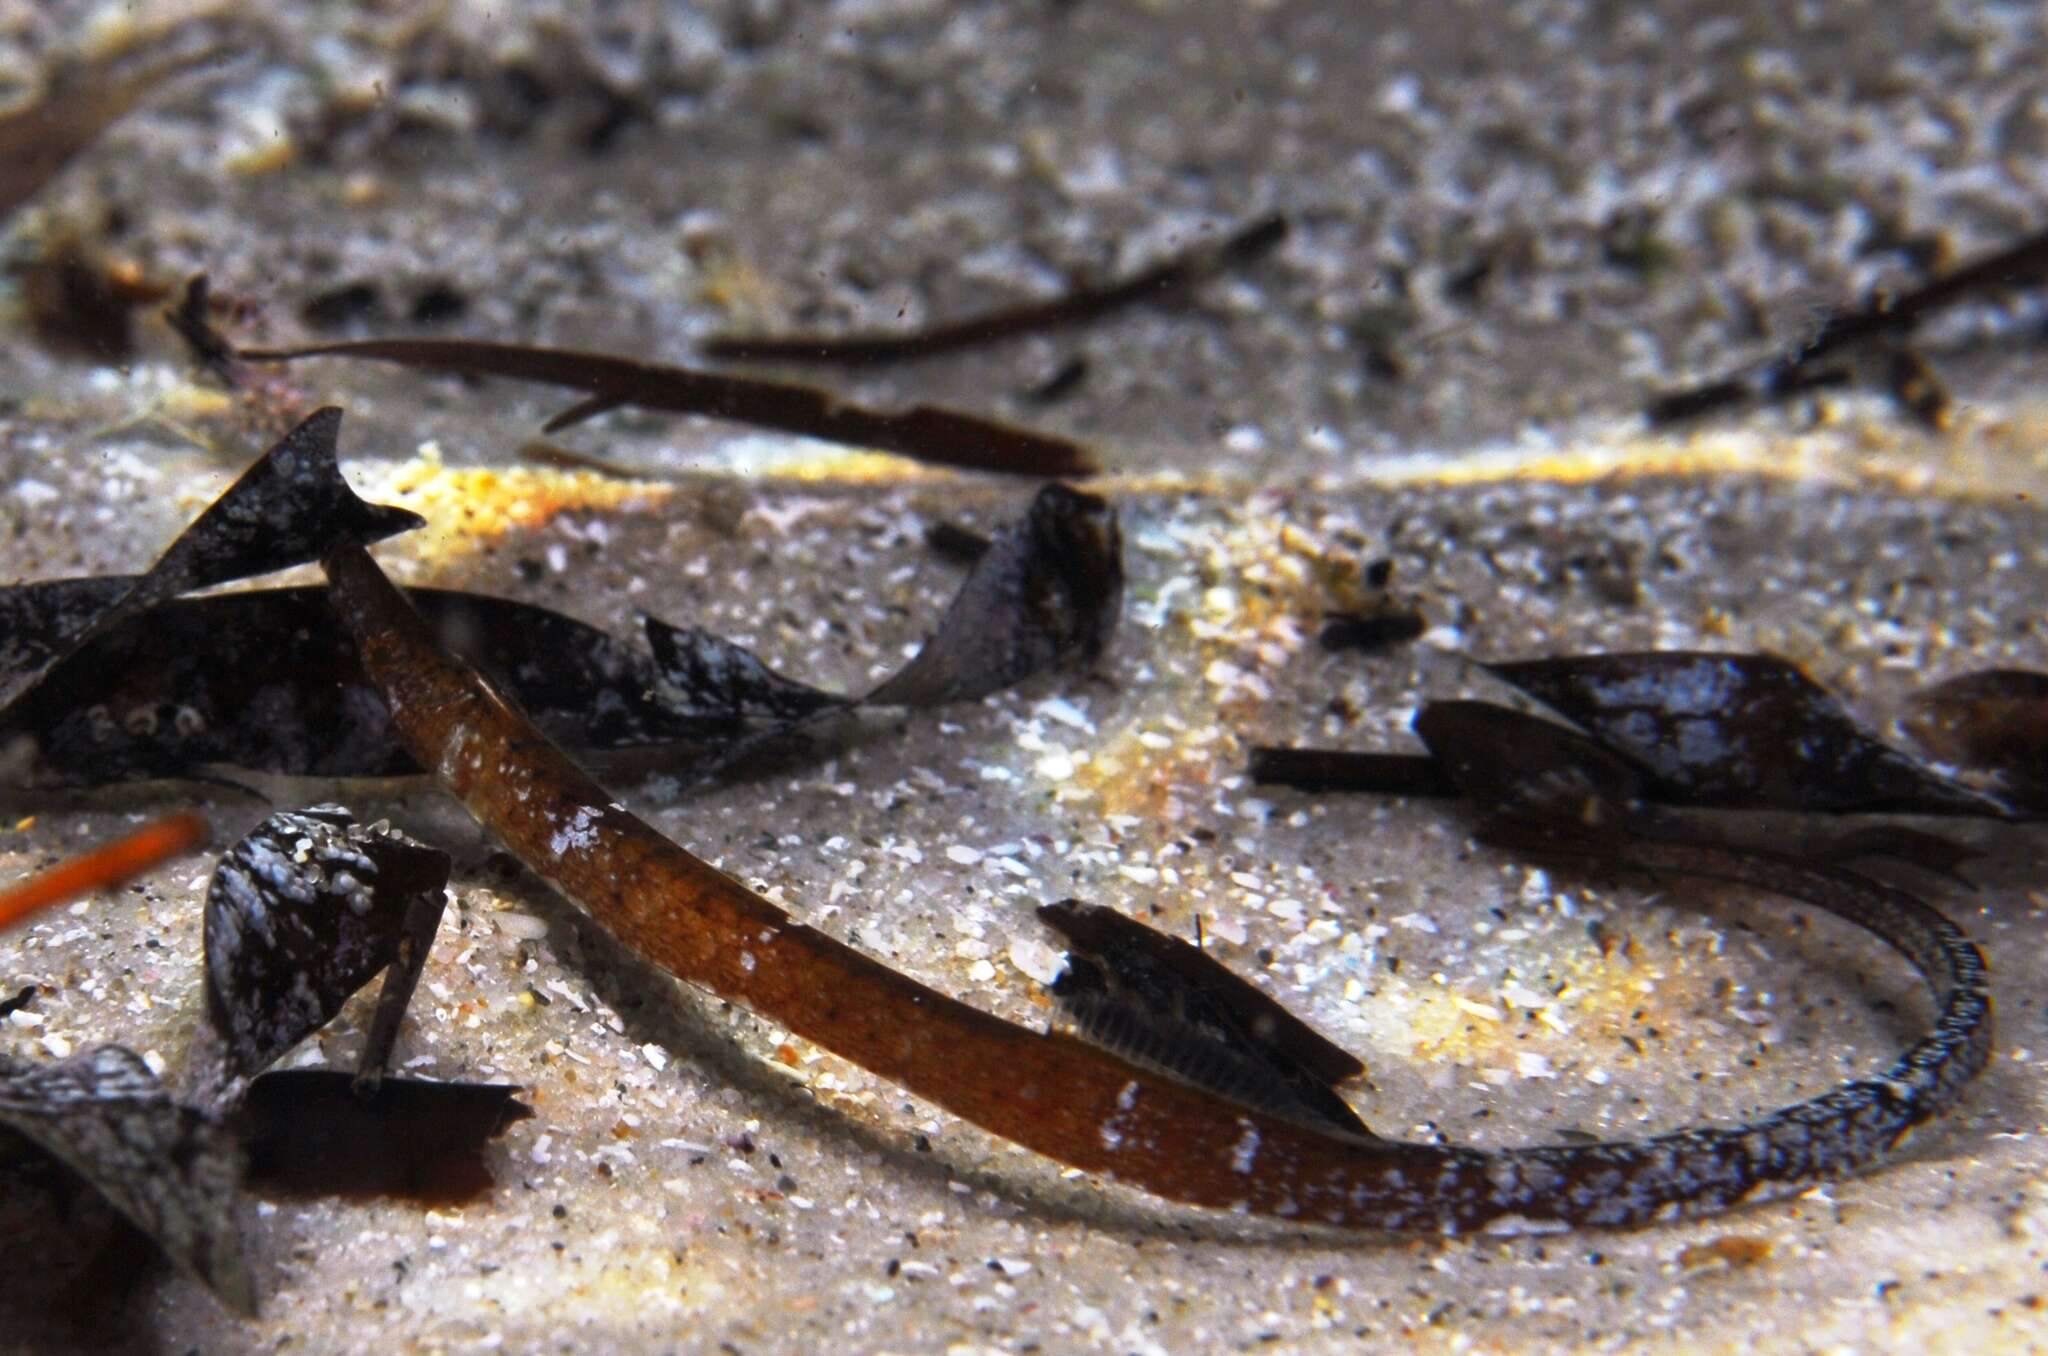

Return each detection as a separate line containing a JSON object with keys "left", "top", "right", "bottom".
{"left": 234, "top": 338, "right": 1100, "bottom": 477}
{"left": 163, "top": 274, "right": 240, "bottom": 379}
{"left": 1318, "top": 610, "right": 1425, "bottom": 655}
{"left": 701, "top": 215, "right": 1288, "bottom": 366}
{"left": 1647, "top": 227, "right": 2048, "bottom": 425}
{"left": 322, "top": 530, "right": 1991, "bottom": 1232}
{"left": 0, "top": 812, "right": 208, "bottom": 933}
{"left": 1244, "top": 746, "right": 1458, "bottom": 799}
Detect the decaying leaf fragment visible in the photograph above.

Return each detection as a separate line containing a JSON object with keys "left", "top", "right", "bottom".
{"left": 0, "top": 482, "right": 1122, "bottom": 789}
{"left": 1484, "top": 651, "right": 2006, "bottom": 816}
{"left": 864, "top": 483, "right": 1122, "bottom": 706}
{"left": 0, "top": 408, "right": 422, "bottom": 720}
{"left": 188, "top": 805, "right": 529, "bottom": 1206}
{"left": 1906, "top": 668, "right": 2048, "bottom": 809}
{"left": 0, "top": 1046, "right": 252, "bottom": 1313}
{"left": 1253, "top": 650, "right": 2008, "bottom": 818}
{"left": 241, "top": 1071, "right": 532, "bottom": 1204}
{"left": 1037, "top": 900, "right": 1375, "bottom": 1140}
{"left": 198, "top": 806, "right": 450, "bottom": 1095}
{"left": 1410, "top": 698, "right": 1660, "bottom": 835}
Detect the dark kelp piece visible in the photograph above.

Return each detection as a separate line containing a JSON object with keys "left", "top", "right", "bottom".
{"left": 1246, "top": 745, "right": 1460, "bottom": 799}
{"left": 0, "top": 585, "right": 737, "bottom": 786}
{"left": 0, "top": 575, "right": 134, "bottom": 684}
{"left": 701, "top": 214, "right": 1288, "bottom": 366}
{"left": 0, "top": 485, "right": 1121, "bottom": 789}
{"left": 321, "top": 530, "right": 1992, "bottom": 1231}
{"left": 235, "top": 338, "right": 1099, "bottom": 478}
{"left": 1905, "top": 668, "right": 2048, "bottom": 807}
{"left": 0, "top": 409, "right": 422, "bottom": 718}
{"left": 1646, "top": 226, "right": 2048, "bottom": 425}
{"left": 1485, "top": 651, "right": 2007, "bottom": 816}
{"left": 643, "top": 619, "right": 848, "bottom": 724}
{"left": 0, "top": 1046, "right": 251, "bottom": 1312}
{"left": 200, "top": 806, "right": 449, "bottom": 1094}
{"left": 1037, "top": 900, "right": 1374, "bottom": 1140}
{"left": 864, "top": 483, "right": 1122, "bottom": 707}
{"left": 241, "top": 1071, "right": 530, "bottom": 1205}
{"left": 1411, "top": 699, "right": 1658, "bottom": 835}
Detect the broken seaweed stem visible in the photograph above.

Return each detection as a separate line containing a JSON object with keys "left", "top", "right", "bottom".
{"left": 320, "top": 531, "right": 1991, "bottom": 1233}
{"left": 701, "top": 214, "right": 1287, "bottom": 366}
{"left": 233, "top": 337, "right": 1100, "bottom": 478}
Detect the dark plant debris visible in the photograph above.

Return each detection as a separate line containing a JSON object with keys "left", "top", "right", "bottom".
{"left": 0, "top": 407, "right": 422, "bottom": 719}
{"left": 1647, "top": 226, "right": 2048, "bottom": 427}
{"left": 1252, "top": 650, "right": 2013, "bottom": 821}
{"left": 1906, "top": 667, "right": 2048, "bottom": 810}
{"left": 0, "top": 477, "right": 1121, "bottom": 789}
{"left": 1037, "top": 900, "right": 1376, "bottom": 1141}
{"left": 700, "top": 214, "right": 1287, "bottom": 366}
{"left": 1319, "top": 609, "right": 1426, "bottom": 655}
{"left": 1484, "top": 651, "right": 2006, "bottom": 816}
{"left": 322, "top": 525, "right": 1992, "bottom": 1232}
{"left": 0, "top": 1046, "right": 252, "bottom": 1313}
{"left": 241, "top": 1071, "right": 531, "bottom": 1205}
{"left": 1020, "top": 355, "right": 1091, "bottom": 405}
{"left": 163, "top": 273, "right": 241, "bottom": 378}
{"left": 196, "top": 806, "right": 450, "bottom": 1100}
{"left": 11, "top": 231, "right": 169, "bottom": 363}
{"left": 231, "top": 337, "right": 1099, "bottom": 478}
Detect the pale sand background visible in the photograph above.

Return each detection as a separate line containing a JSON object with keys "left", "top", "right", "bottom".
{"left": 5, "top": 3, "right": 2048, "bottom": 1351}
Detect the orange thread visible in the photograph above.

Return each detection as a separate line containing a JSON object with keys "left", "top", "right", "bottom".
{"left": 0, "top": 811, "right": 209, "bottom": 932}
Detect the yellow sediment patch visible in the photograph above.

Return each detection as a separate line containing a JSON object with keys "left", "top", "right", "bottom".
{"left": 350, "top": 447, "right": 674, "bottom": 568}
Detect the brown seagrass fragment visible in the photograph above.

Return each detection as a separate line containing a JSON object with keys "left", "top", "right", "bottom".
{"left": 321, "top": 528, "right": 1991, "bottom": 1234}
{"left": 702, "top": 214, "right": 1288, "bottom": 366}
{"left": 235, "top": 337, "right": 1099, "bottom": 477}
